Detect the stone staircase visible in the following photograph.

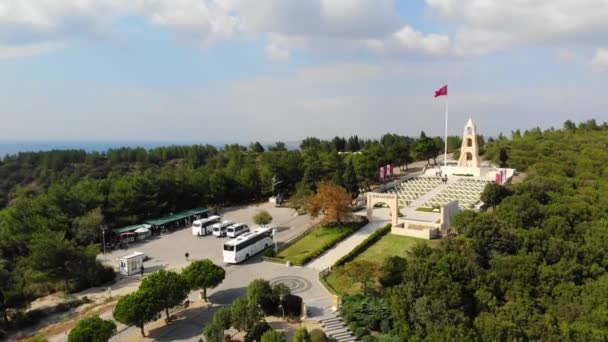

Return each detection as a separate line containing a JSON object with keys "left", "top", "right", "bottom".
{"left": 321, "top": 314, "right": 357, "bottom": 342}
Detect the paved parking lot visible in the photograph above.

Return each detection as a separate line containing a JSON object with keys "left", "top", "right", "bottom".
{"left": 81, "top": 203, "right": 332, "bottom": 342}
{"left": 101, "top": 202, "right": 317, "bottom": 272}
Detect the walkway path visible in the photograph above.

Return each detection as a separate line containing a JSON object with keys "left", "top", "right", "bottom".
{"left": 305, "top": 214, "right": 390, "bottom": 271}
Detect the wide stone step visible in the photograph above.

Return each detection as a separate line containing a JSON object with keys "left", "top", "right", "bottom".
{"left": 331, "top": 332, "right": 354, "bottom": 339}
{"left": 323, "top": 322, "right": 346, "bottom": 329}
{"left": 327, "top": 328, "right": 350, "bottom": 336}
{"left": 322, "top": 317, "right": 343, "bottom": 324}
{"left": 338, "top": 337, "right": 357, "bottom": 342}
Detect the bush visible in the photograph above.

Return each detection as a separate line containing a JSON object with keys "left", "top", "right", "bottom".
{"left": 245, "top": 321, "right": 271, "bottom": 342}
{"left": 282, "top": 294, "right": 302, "bottom": 317}
{"left": 354, "top": 327, "right": 369, "bottom": 339}
{"left": 261, "top": 329, "right": 284, "bottom": 342}
{"left": 264, "top": 247, "right": 276, "bottom": 258}
{"left": 293, "top": 327, "right": 311, "bottom": 342}
{"left": 68, "top": 316, "right": 116, "bottom": 342}
{"left": 360, "top": 336, "right": 375, "bottom": 342}
{"left": 333, "top": 224, "right": 391, "bottom": 268}
{"left": 341, "top": 296, "right": 390, "bottom": 332}
{"left": 309, "top": 329, "right": 328, "bottom": 342}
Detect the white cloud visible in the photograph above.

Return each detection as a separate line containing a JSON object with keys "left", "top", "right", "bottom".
{"left": 141, "top": 0, "right": 237, "bottom": 44}
{"left": 388, "top": 26, "right": 451, "bottom": 56}
{"left": 265, "top": 41, "right": 289, "bottom": 61}
{"left": 426, "top": 0, "right": 608, "bottom": 54}
{"left": 591, "top": 48, "right": 608, "bottom": 72}
{"left": 0, "top": 0, "right": 449, "bottom": 59}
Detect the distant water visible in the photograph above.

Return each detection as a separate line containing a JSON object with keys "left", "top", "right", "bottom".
{"left": 0, "top": 140, "right": 301, "bottom": 158}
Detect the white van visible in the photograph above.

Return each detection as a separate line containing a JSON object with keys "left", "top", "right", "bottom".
{"left": 192, "top": 215, "right": 221, "bottom": 236}
{"left": 212, "top": 220, "right": 234, "bottom": 237}
{"left": 226, "top": 223, "right": 250, "bottom": 238}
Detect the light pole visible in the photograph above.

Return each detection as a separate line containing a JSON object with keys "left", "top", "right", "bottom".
{"left": 279, "top": 294, "right": 285, "bottom": 319}
{"left": 100, "top": 225, "right": 108, "bottom": 258}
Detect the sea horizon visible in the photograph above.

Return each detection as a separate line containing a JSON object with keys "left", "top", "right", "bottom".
{"left": 0, "top": 140, "right": 302, "bottom": 158}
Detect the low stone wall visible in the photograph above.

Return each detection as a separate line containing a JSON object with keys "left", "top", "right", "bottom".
{"left": 391, "top": 220, "right": 439, "bottom": 239}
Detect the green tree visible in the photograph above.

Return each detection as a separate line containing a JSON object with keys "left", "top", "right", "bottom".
{"left": 343, "top": 160, "right": 359, "bottom": 198}
{"left": 480, "top": 183, "right": 511, "bottom": 210}
{"left": 113, "top": 290, "right": 158, "bottom": 337}
{"left": 68, "top": 316, "right": 116, "bottom": 342}
{"left": 293, "top": 327, "right": 311, "bottom": 342}
{"left": 253, "top": 210, "right": 273, "bottom": 227}
{"left": 231, "top": 297, "right": 262, "bottom": 333}
{"left": 203, "top": 322, "right": 223, "bottom": 342}
{"left": 249, "top": 142, "right": 265, "bottom": 153}
{"left": 140, "top": 270, "right": 189, "bottom": 321}
{"left": 181, "top": 259, "right": 225, "bottom": 302}
{"left": 339, "top": 260, "right": 380, "bottom": 296}
{"left": 72, "top": 208, "right": 104, "bottom": 246}
{"left": 213, "top": 306, "right": 232, "bottom": 330}
{"left": 247, "top": 279, "right": 276, "bottom": 314}
{"left": 261, "top": 329, "right": 285, "bottom": 342}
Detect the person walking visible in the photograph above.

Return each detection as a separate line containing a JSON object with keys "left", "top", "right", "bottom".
{"left": 140, "top": 265, "right": 144, "bottom": 276}
{"left": 185, "top": 252, "right": 189, "bottom": 261}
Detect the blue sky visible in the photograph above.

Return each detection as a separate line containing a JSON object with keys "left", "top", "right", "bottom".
{"left": 0, "top": 0, "right": 607, "bottom": 143}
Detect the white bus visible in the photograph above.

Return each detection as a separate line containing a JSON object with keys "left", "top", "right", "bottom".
{"left": 226, "top": 223, "right": 250, "bottom": 238}
{"left": 223, "top": 229, "right": 273, "bottom": 263}
{"left": 212, "top": 220, "right": 234, "bottom": 237}
{"left": 192, "top": 215, "right": 221, "bottom": 236}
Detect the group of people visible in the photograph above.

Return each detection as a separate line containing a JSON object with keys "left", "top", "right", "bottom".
{"left": 435, "top": 170, "right": 449, "bottom": 184}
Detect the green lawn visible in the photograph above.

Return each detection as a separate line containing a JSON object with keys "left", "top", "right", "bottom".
{"left": 324, "top": 234, "right": 439, "bottom": 296}
{"left": 415, "top": 207, "right": 438, "bottom": 212}
{"left": 277, "top": 225, "right": 357, "bottom": 265}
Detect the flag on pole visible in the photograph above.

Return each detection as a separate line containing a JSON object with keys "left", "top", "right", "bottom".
{"left": 434, "top": 84, "right": 448, "bottom": 97}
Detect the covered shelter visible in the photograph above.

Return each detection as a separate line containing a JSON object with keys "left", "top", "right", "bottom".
{"left": 118, "top": 251, "right": 145, "bottom": 276}
{"left": 145, "top": 207, "right": 209, "bottom": 234}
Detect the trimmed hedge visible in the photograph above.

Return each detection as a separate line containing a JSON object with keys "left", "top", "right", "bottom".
{"left": 332, "top": 223, "right": 391, "bottom": 268}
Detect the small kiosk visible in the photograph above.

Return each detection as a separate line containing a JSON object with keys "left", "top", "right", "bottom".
{"left": 118, "top": 251, "right": 145, "bottom": 276}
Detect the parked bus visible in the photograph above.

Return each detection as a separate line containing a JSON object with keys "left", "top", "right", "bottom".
{"left": 223, "top": 228, "right": 273, "bottom": 263}
{"left": 192, "top": 215, "right": 221, "bottom": 236}
{"left": 212, "top": 220, "right": 234, "bottom": 237}
{"left": 226, "top": 223, "right": 250, "bottom": 238}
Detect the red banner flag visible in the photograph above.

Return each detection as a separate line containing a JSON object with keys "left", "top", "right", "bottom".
{"left": 434, "top": 85, "right": 448, "bottom": 97}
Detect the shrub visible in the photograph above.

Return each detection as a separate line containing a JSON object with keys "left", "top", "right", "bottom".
{"left": 354, "top": 327, "right": 369, "bottom": 339}
{"left": 282, "top": 294, "right": 302, "bottom": 317}
{"left": 341, "top": 296, "right": 390, "bottom": 332}
{"left": 348, "top": 322, "right": 360, "bottom": 332}
{"left": 261, "top": 329, "right": 285, "bottom": 342}
{"left": 309, "top": 329, "right": 328, "bottom": 342}
{"left": 264, "top": 247, "right": 276, "bottom": 257}
{"left": 360, "top": 336, "right": 375, "bottom": 342}
{"left": 293, "top": 327, "right": 311, "bottom": 342}
{"left": 245, "top": 321, "right": 271, "bottom": 342}
{"left": 68, "top": 316, "right": 116, "bottom": 342}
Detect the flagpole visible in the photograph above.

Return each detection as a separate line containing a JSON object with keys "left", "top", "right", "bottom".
{"left": 444, "top": 94, "right": 448, "bottom": 168}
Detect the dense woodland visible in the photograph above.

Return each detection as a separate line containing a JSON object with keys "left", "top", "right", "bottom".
{"left": 3, "top": 119, "right": 607, "bottom": 340}
{"left": 0, "top": 132, "right": 452, "bottom": 331}
{"left": 341, "top": 119, "right": 608, "bottom": 341}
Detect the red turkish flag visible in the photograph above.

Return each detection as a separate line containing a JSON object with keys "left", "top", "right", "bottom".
{"left": 434, "top": 85, "right": 448, "bottom": 97}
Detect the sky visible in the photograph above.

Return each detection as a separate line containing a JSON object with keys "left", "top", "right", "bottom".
{"left": 0, "top": 0, "right": 607, "bottom": 143}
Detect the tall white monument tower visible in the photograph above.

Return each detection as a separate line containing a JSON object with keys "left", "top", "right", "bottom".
{"left": 457, "top": 118, "right": 480, "bottom": 168}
